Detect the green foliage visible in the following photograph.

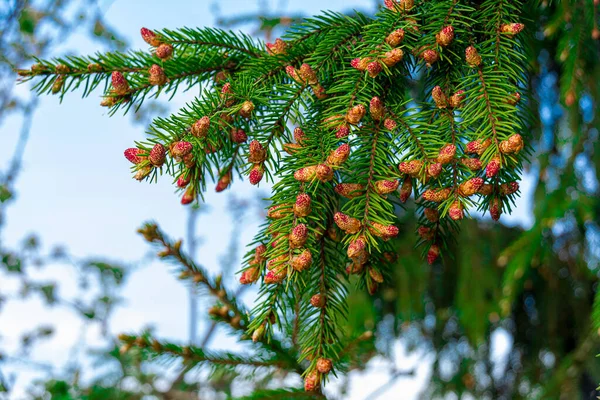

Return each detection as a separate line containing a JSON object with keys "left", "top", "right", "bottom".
{"left": 16, "top": 0, "right": 600, "bottom": 398}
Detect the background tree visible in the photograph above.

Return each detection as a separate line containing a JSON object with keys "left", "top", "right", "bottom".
{"left": 12, "top": 1, "right": 600, "bottom": 399}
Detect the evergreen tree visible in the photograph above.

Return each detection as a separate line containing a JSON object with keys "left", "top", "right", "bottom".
{"left": 16, "top": 0, "right": 600, "bottom": 398}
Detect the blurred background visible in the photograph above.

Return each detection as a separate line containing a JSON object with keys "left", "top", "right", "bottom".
{"left": 1, "top": 0, "right": 599, "bottom": 399}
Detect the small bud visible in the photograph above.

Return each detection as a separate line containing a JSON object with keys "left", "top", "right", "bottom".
{"left": 51, "top": 76, "right": 65, "bottom": 94}
{"left": 177, "top": 173, "right": 191, "bottom": 188}
{"left": 350, "top": 57, "right": 362, "bottom": 70}
{"left": 283, "top": 143, "right": 302, "bottom": 154}
{"left": 367, "top": 61, "right": 382, "bottom": 78}
{"left": 304, "top": 371, "right": 320, "bottom": 392}
{"left": 465, "top": 46, "right": 482, "bottom": 67}
{"left": 323, "top": 114, "right": 344, "bottom": 129}
{"left": 289, "top": 224, "right": 308, "bottom": 249}
{"left": 310, "top": 294, "right": 325, "bottom": 308}
{"left": 294, "top": 127, "right": 307, "bottom": 145}
{"left": 399, "top": 176, "right": 412, "bottom": 203}
{"left": 506, "top": 92, "right": 521, "bottom": 106}
{"left": 384, "top": 118, "right": 397, "bottom": 130}
{"left": 565, "top": 90, "right": 576, "bottom": 107}
{"left": 111, "top": 71, "right": 129, "bottom": 95}
{"left": 499, "top": 134, "right": 524, "bottom": 154}
{"left": 385, "top": 29, "right": 405, "bottom": 47}
{"left": 294, "top": 193, "right": 312, "bottom": 217}
{"left": 124, "top": 148, "right": 144, "bottom": 164}
{"left": 486, "top": 157, "right": 501, "bottom": 178}
{"left": 490, "top": 197, "right": 502, "bottom": 221}
{"left": 221, "top": 82, "right": 232, "bottom": 95}
{"left": 191, "top": 116, "right": 210, "bottom": 138}
{"left": 31, "top": 63, "right": 50, "bottom": 74}
{"left": 148, "top": 64, "right": 167, "bottom": 86}
{"left": 437, "top": 144, "right": 456, "bottom": 164}
{"left": 368, "top": 266, "right": 384, "bottom": 283}
{"left": 141, "top": 27, "right": 161, "bottom": 46}
{"left": 294, "top": 166, "right": 317, "bottom": 182}
{"left": 374, "top": 179, "right": 399, "bottom": 195}
{"left": 384, "top": 0, "right": 414, "bottom": 12}
{"left": 317, "top": 358, "right": 333, "bottom": 374}
{"left": 478, "top": 184, "right": 493, "bottom": 196}
{"left": 133, "top": 166, "right": 152, "bottom": 181}
{"left": 267, "top": 204, "right": 290, "bottom": 219}
{"left": 368, "top": 221, "right": 399, "bottom": 240}
{"left": 171, "top": 141, "right": 193, "bottom": 158}
{"left": 427, "top": 244, "right": 440, "bottom": 265}
{"left": 382, "top": 48, "right": 404, "bottom": 67}
{"left": 346, "top": 104, "right": 366, "bottom": 125}
{"left": 367, "top": 278, "right": 378, "bottom": 295}
{"left": 465, "top": 138, "right": 491, "bottom": 155}
{"left": 458, "top": 177, "right": 484, "bottom": 197}
{"left": 286, "top": 65, "right": 302, "bottom": 83}
{"left": 427, "top": 163, "right": 443, "bottom": 179}
{"left": 335, "top": 183, "right": 365, "bottom": 199}
{"left": 264, "top": 268, "right": 287, "bottom": 284}
{"left": 267, "top": 254, "right": 289, "bottom": 271}
{"left": 418, "top": 226, "right": 434, "bottom": 241}
{"left": 312, "top": 83, "right": 327, "bottom": 100}
{"left": 499, "top": 181, "right": 519, "bottom": 196}
{"left": 370, "top": 97, "right": 385, "bottom": 120}
{"left": 500, "top": 23, "right": 525, "bottom": 38}
{"left": 248, "top": 140, "right": 267, "bottom": 163}
{"left": 316, "top": 164, "right": 334, "bottom": 182}
{"left": 291, "top": 249, "right": 313, "bottom": 271}
{"left": 422, "top": 49, "right": 439, "bottom": 66}
{"left": 346, "top": 259, "right": 365, "bottom": 274}
{"left": 238, "top": 101, "right": 255, "bottom": 119}
{"left": 214, "top": 70, "right": 229, "bottom": 83}
{"left": 149, "top": 143, "right": 166, "bottom": 167}
{"left": 334, "top": 212, "right": 361, "bottom": 234}
{"left": 424, "top": 208, "right": 439, "bottom": 222}
{"left": 436, "top": 25, "right": 455, "bottom": 47}
{"left": 215, "top": 171, "right": 232, "bottom": 192}
{"left": 432, "top": 86, "right": 447, "bottom": 108}
{"left": 350, "top": 57, "right": 371, "bottom": 71}
{"left": 266, "top": 38, "right": 286, "bottom": 55}
{"left": 461, "top": 158, "right": 482, "bottom": 171}
{"left": 155, "top": 43, "right": 173, "bottom": 60}
{"left": 347, "top": 236, "right": 367, "bottom": 259}
{"left": 298, "top": 63, "right": 318, "bottom": 85}
{"left": 422, "top": 187, "right": 452, "bottom": 202}
{"left": 87, "top": 63, "right": 102, "bottom": 73}
{"left": 249, "top": 164, "right": 264, "bottom": 185}
{"left": 181, "top": 186, "right": 195, "bottom": 205}
{"left": 254, "top": 244, "right": 267, "bottom": 262}
{"left": 399, "top": 160, "right": 423, "bottom": 177}
{"left": 336, "top": 125, "right": 350, "bottom": 138}
{"left": 327, "top": 144, "right": 350, "bottom": 166}
{"left": 100, "top": 96, "right": 117, "bottom": 107}
{"left": 448, "top": 200, "right": 464, "bottom": 220}
{"left": 239, "top": 267, "right": 259, "bottom": 284}
{"left": 252, "top": 325, "right": 265, "bottom": 342}
{"left": 448, "top": 90, "right": 465, "bottom": 108}
{"left": 182, "top": 152, "right": 195, "bottom": 168}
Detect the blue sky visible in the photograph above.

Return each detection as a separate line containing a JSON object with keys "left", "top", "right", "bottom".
{"left": 0, "top": 1, "right": 527, "bottom": 398}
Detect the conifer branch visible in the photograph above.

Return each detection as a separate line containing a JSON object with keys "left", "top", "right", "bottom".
{"left": 20, "top": 3, "right": 536, "bottom": 392}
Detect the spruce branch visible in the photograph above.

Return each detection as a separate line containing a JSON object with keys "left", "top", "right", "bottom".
{"left": 20, "top": 2, "right": 536, "bottom": 393}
